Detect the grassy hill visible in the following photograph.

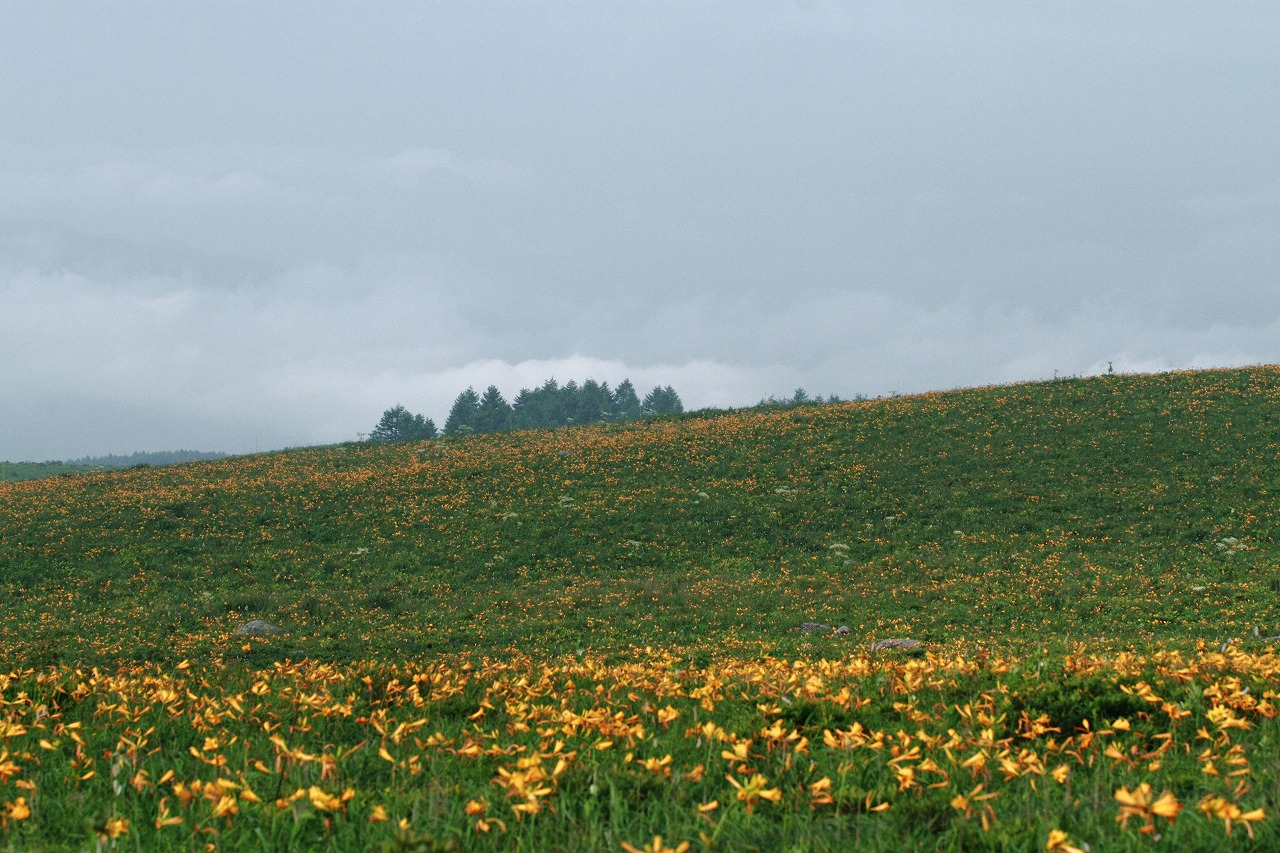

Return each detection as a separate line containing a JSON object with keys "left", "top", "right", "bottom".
{"left": 1, "top": 452, "right": 233, "bottom": 483}
{"left": 2, "top": 366, "right": 1280, "bottom": 850}
{"left": 0, "top": 460, "right": 93, "bottom": 482}
{"left": 2, "top": 366, "right": 1277, "bottom": 666}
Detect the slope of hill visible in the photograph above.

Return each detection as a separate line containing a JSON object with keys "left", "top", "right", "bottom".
{"left": 0, "top": 460, "right": 92, "bottom": 482}
{"left": 2, "top": 366, "right": 1277, "bottom": 666}
{"left": 0, "top": 451, "right": 235, "bottom": 483}
{"left": 4, "top": 367, "right": 1280, "bottom": 851}
{"left": 68, "top": 449, "right": 236, "bottom": 468}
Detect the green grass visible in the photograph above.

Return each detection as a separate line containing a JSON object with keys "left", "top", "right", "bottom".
{"left": 0, "top": 461, "right": 92, "bottom": 482}
{"left": 1, "top": 649, "right": 1277, "bottom": 851}
{"left": 3, "top": 366, "right": 1278, "bottom": 665}
{"left": 2, "top": 365, "right": 1280, "bottom": 849}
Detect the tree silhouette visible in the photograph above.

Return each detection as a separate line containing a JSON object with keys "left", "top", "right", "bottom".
{"left": 642, "top": 385, "right": 683, "bottom": 416}
{"left": 382, "top": 376, "right": 688, "bottom": 441}
{"left": 475, "top": 385, "right": 513, "bottom": 433}
{"left": 443, "top": 387, "right": 481, "bottom": 436}
{"left": 578, "top": 378, "right": 615, "bottom": 424}
{"left": 370, "top": 405, "right": 437, "bottom": 443}
{"left": 613, "top": 379, "right": 643, "bottom": 421}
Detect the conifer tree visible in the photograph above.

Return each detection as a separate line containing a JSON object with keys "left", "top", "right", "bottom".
{"left": 475, "top": 385, "right": 513, "bottom": 433}
{"left": 509, "top": 379, "right": 562, "bottom": 430}
{"left": 510, "top": 387, "right": 540, "bottom": 431}
{"left": 443, "top": 387, "right": 481, "bottom": 436}
{"left": 642, "top": 385, "right": 684, "bottom": 416}
{"left": 559, "top": 380, "right": 580, "bottom": 425}
{"left": 443, "top": 376, "right": 686, "bottom": 433}
{"left": 663, "top": 385, "right": 684, "bottom": 414}
{"left": 370, "top": 405, "right": 437, "bottom": 443}
{"left": 613, "top": 379, "right": 642, "bottom": 421}
{"left": 578, "top": 379, "right": 614, "bottom": 424}
{"left": 538, "top": 378, "right": 565, "bottom": 426}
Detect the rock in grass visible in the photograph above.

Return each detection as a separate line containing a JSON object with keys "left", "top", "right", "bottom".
{"left": 873, "top": 637, "right": 922, "bottom": 651}
{"left": 800, "top": 622, "right": 851, "bottom": 635}
{"left": 234, "top": 620, "right": 283, "bottom": 636}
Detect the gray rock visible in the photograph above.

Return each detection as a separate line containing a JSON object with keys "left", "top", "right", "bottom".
{"left": 800, "top": 622, "right": 851, "bottom": 635}
{"left": 234, "top": 619, "right": 283, "bottom": 636}
{"left": 872, "top": 637, "right": 922, "bottom": 651}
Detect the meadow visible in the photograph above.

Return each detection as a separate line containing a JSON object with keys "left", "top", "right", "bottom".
{"left": 2, "top": 366, "right": 1279, "bottom": 850}
{"left": 0, "top": 462, "right": 91, "bottom": 483}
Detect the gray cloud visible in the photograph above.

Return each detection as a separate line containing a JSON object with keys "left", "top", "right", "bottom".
{"left": 1, "top": 3, "right": 1277, "bottom": 459}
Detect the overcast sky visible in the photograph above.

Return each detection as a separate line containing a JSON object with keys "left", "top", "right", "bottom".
{"left": 2, "top": 3, "right": 1277, "bottom": 460}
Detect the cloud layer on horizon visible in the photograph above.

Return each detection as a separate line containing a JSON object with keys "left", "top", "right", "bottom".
{"left": 1, "top": 3, "right": 1277, "bottom": 460}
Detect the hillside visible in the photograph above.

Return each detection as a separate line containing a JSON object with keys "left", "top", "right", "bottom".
{"left": 0, "top": 451, "right": 234, "bottom": 483}
{"left": 4, "top": 367, "right": 1280, "bottom": 851}
{"left": 0, "top": 460, "right": 93, "bottom": 482}
{"left": 2, "top": 366, "right": 1277, "bottom": 667}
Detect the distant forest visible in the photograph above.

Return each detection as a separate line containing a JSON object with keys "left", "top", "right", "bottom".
{"left": 69, "top": 450, "right": 234, "bottom": 467}
{"left": 370, "top": 378, "right": 683, "bottom": 443}
{"left": 369, "top": 379, "right": 848, "bottom": 444}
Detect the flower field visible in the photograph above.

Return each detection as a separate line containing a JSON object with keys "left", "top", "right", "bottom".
{"left": 3, "top": 366, "right": 1280, "bottom": 848}
{"left": 2, "top": 648, "right": 1280, "bottom": 850}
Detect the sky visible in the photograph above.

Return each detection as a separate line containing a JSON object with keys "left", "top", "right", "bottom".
{"left": 2, "top": 2, "right": 1277, "bottom": 460}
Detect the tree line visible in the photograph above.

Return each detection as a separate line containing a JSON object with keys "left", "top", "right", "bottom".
{"left": 70, "top": 450, "right": 234, "bottom": 467}
{"left": 369, "top": 378, "right": 684, "bottom": 443}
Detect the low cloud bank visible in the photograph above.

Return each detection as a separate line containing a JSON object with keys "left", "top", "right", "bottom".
{"left": 3, "top": 242, "right": 1275, "bottom": 461}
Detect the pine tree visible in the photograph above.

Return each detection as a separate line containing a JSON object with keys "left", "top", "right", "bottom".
{"left": 642, "top": 385, "right": 684, "bottom": 416}
{"left": 370, "top": 405, "right": 437, "bottom": 443}
{"left": 511, "top": 379, "right": 564, "bottom": 430}
{"left": 510, "top": 387, "right": 540, "bottom": 431}
{"left": 443, "top": 387, "right": 481, "bottom": 436}
{"left": 475, "top": 385, "right": 512, "bottom": 433}
{"left": 613, "top": 379, "right": 642, "bottom": 421}
{"left": 578, "top": 379, "right": 614, "bottom": 425}
{"left": 538, "top": 378, "right": 565, "bottom": 427}
{"left": 559, "top": 380, "right": 580, "bottom": 425}
{"left": 663, "top": 385, "right": 684, "bottom": 414}
{"left": 449, "top": 376, "right": 685, "bottom": 432}
{"left": 665, "top": 384, "right": 686, "bottom": 412}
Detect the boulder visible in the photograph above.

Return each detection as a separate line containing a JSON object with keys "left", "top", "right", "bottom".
{"left": 800, "top": 622, "right": 851, "bottom": 635}
{"left": 872, "top": 637, "right": 922, "bottom": 651}
{"left": 234, "top": 619, "right": 283, "bottom": 636}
